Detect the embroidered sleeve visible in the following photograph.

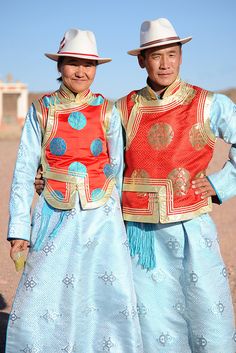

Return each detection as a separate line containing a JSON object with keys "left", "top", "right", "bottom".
{"left": 106, "top": 105, "right": 124, "bottom": 199}
{"left": 116, "top": 92, "right": 136, "bottom": 131}
{"left": 207, "top": 93, "right": 236, "bottom": 203}
{"left": 8, "top": 105, "right": 42, "bottom": 241}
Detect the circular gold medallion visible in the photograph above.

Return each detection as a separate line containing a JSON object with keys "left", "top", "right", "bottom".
{"left": 148, "top": 123, "right": 174, "bottom": 150}
{"left": 168, "top": 168, "right": 190, "bottom": 196}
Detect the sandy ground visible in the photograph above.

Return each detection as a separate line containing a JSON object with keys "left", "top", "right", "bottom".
{"left": 0, "top": 136, "right": 236, "bottom": 350}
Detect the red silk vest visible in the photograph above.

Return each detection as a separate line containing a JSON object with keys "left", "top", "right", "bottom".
{"left": 117, "top": 80, "right": 216, "bottom": 223}
{"left": 33, "top": 84, "right": 115, "bottom": 210}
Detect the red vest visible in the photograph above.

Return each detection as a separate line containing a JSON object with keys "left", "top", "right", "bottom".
{"left": 34, "top": 85, "right": 115, "bottom": 210}
{"left": 117, "top": 81, "right": 216, "bottom": 223}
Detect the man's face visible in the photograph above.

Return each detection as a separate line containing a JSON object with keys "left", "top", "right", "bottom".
{"left": 58, "top": 57, "right": 97, "bottom": 94}
{"left": 138, "top": 43, "right": 182, "bottom": 93}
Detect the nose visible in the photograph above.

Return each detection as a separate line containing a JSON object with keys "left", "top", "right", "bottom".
{"left": 75, "top": 65, "right": 85, "bottom": 77}
{"left": 160, "top": 55, "right": 170, "bottom": 69}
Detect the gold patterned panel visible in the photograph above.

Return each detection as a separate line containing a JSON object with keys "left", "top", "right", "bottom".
{"left": 33, "top": 99, "right": 45, "bottom": 134}
{"left": 168, "top": 168, "right": 190, "bottom": 196}
{"left": 131, "top": 169, "right": 150, "bottom": 197}
{"left": 122, "top": 175, "right": 213, "bottom": 223}
{"left": 202, "top": 91, "right": 216, "bottom": 145}
{"left": 148, "top": 123, "right": 174, "bottom": 150}
{"left": 189, "top": 123, "right": 207, "bottom": 151}
{"left": 181, "top": 86, "right": 196, "bottom": 105}
{"left": 131, "top": 169, "right": 149, "bottom": 179}
{"left": 194, "top": 90, "right": 215, "bottom": 148}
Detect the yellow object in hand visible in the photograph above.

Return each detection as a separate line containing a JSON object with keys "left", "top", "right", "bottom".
{"left": 13, "top": 252, "right": 26, "bottom": 272}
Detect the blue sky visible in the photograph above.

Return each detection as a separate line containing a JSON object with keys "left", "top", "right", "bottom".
{"left": 1, "top": 0, "right": 235, "bottom": 99}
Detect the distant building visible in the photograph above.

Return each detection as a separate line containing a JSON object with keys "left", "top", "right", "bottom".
{"left": 0, "top": 74, "right": 28, "bottom": 126}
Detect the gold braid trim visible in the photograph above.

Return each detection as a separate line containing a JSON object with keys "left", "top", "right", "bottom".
{"left": 103, "top": 100, "right": 114, "bottom": 134}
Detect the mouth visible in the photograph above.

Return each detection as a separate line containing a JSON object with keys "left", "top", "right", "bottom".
{"left": 73, "top": 79, "right": 87, "bottom": 83}
{"left": 158, "top": 73, "right": 172, "bottom": 77}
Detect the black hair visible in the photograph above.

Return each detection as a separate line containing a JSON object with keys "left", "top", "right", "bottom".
{"left": 140, "top": 42, "right": 182, "bottom": 58}
{"left": 57, "top": 57, "right": 64, "bottom": 82}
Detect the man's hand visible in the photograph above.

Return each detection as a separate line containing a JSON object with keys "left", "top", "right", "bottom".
{"left": 10, "top": 240, "right": 29, "bottom": 261}
{"left": 35, "top": 166, "right": 45, "bottom": 195}
{"left": 192, "top": 176, "right": 216, "bottom": 199}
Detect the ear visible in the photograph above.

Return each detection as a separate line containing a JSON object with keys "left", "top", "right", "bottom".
{"left": 179, "top": 47, "right": 183, "bottom": 65}
{"left": 57, "top": 62, "right": 62, "bottom": 74}
{"left": 138, "top": 54, "right": 145, "bottom": 69}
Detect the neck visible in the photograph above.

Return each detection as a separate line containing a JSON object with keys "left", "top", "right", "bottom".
{"left": 147, "top": 77, "right": 168, "bottom": 96}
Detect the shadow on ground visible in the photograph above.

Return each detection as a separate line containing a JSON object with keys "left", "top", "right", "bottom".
{"left": 0, "top": 294, "right": 8, "bottom": 353}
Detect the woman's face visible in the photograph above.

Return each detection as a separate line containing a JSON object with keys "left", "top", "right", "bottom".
{"left": 58, "top": 57, "right": 97, "bottom": 94}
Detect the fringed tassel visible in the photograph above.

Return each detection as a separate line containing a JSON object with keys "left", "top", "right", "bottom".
{"left": 33, "top": 202, "right": 54, "bottom": 251}
{"left": 33, "top": 203, "right": 66, "bottom": 251}
{"left": 49, "top": 212, "right": 65, "bottom": 239}
{"left": 126, "top": 222, "right": 156, "bottom": 270}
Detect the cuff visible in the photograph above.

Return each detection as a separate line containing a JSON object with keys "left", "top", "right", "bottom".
{"left": 7, "top": 222, "right": 31, "bottom": 242}
{"left": 207, "top": 175, "right": 223, "bottom": 204}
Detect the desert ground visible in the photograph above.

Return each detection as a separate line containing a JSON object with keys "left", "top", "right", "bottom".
{"left": 0, "top": 127, "right": 236, "bottom": 351}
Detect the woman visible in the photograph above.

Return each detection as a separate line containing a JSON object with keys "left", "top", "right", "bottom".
{"left": 6, "top": 28, "right": 143, "bottom": 352}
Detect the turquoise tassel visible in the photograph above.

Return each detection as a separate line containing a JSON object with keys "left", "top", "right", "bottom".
{"left": 33, "top": 202, "right": 54, "bottom": 251}
{"left": 33, "top": 202, "right": 65, "bottom": 251}
{"left": 126, "top": 222, "right": 156, "bottom": 270}
{"left": 49, "top": 212, "right": 65, "bottom": 239}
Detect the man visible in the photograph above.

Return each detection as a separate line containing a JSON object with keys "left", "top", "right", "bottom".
{"left": 35, "top": 18, "right": 236, "bottom": 352}
{"left": 116, "top": 17, "right": 236, "bottom": 353}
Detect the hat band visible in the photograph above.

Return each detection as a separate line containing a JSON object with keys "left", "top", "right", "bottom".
{"left": 140, "top": 36, "right": 180, "bottom": 48}
{"left": 58, "top": 51, "right": 99, "bottom": 58}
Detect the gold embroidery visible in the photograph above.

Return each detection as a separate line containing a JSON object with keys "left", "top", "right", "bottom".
{"left": 168, "top": 168, "right": 190, "bottom": 196}
{"left": 137, "top": 80, "right": 194, "bottom": 107}
{"left": 201, "top": 91, "right": 216, "bottom": 145}
{"left": 148, "top": 123, "right": 174, "bottom": 150}
{"left": 162, "top": 76, "right": 181, "bottom": 98}
{"left": 33, "top": 100, "right": 45, "bottom": 134}
{"left": 189, "top": 123, "right": 207, "bottom": 150}
{"left": 131, "top": 169, "right": 149, "bottom": 179}
{"left": 122, "top": 186, "right": 212, "bottom": 224}
{"left": 131, "top": 92, "right": 137, "bottom": 102}
{"left": 131, "top": 169, "right": 149, "bottom": 197}
{"left": 181, "top": 86, "right": 196, "bottom": 105}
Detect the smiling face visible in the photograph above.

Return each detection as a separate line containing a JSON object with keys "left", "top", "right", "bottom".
{"left": 58, "top": 57, "right": 97, "bottom": 94}
{"left": 138, "top": 43, "right": 182, "bottom": 94}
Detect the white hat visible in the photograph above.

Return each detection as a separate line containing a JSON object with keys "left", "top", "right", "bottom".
{"left": 128, "top": 18, "right": 192, "bottom": 56}
{"left": 45, "top": 28, "right": 112, "bottom": 64}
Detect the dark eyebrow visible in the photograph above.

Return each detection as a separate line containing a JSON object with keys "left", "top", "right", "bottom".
{"left": 84, "top": 60, "right": 96, "bottom": 65}
{"left": 65, "top": 58, "right": 77, "bottom": 63}
{"left": 151, "top": 48, "right": 178, "bottom": 56}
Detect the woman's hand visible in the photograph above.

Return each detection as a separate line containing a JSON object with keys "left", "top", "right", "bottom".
{"left": 10, "top": 240, "right": 29, "bottom": 261}
{"left": 34, "top": 166, "right": 45, "bottom": 195}
{"left": 192, "top": 176, "right": 216, "bottom": 199}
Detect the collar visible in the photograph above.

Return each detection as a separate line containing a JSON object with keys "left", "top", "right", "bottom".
{"left": 58, "top": 83, "right": 93, "bottom": 104}
{"left": 146, "top": 76, "right": 182, "bottom": 100}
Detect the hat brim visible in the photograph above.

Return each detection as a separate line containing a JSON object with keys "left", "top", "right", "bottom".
{"left": 127, "top": 37, "right": 192, "bottom": 56}
{"left": 45, "top": 53, "right": 112, "bottom": 65}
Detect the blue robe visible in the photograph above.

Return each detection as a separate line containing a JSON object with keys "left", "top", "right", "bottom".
{"left": 6, "top": 90, "right": 143, "bottom": 353}
{"left": 126, "top": 92, "right": 236, "bottom": 353}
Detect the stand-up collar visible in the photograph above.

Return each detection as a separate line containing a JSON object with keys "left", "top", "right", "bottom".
{"left": 58, "top": 83, "right": 93, "bottom": 104}
{"left": 146, "top": 76, "right": 182, "bottom": 100}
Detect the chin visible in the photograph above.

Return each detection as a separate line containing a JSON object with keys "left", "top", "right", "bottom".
{"left": 160, "top": 78, "right": 173, "bottom": 86}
